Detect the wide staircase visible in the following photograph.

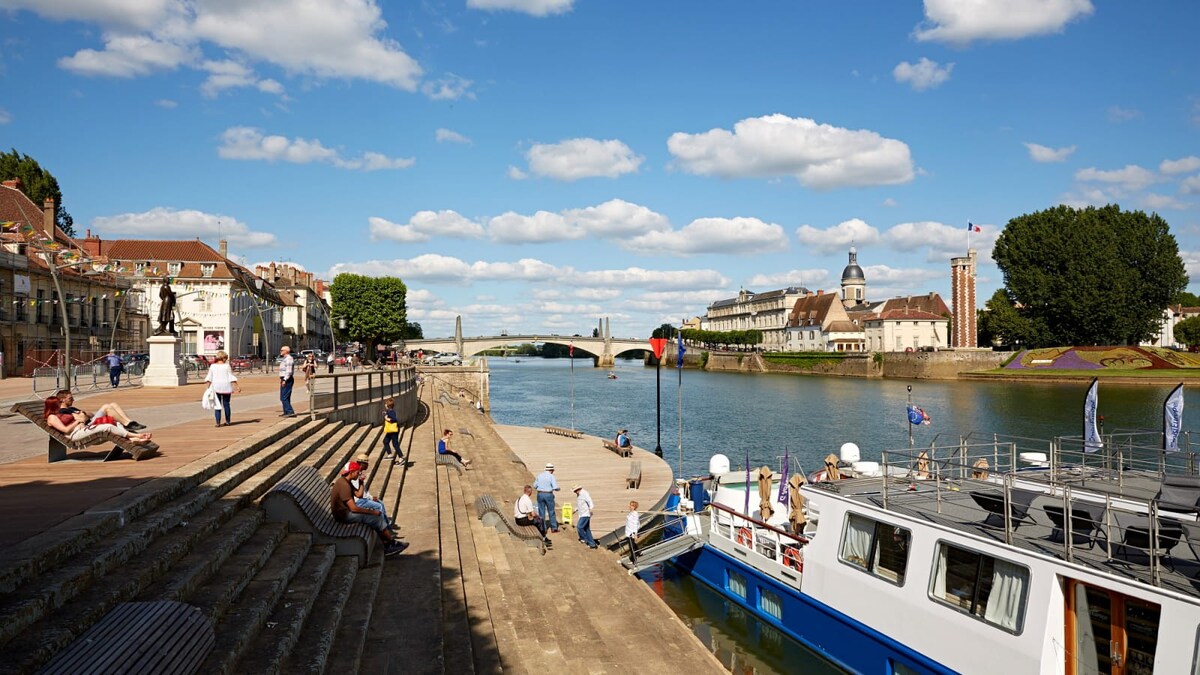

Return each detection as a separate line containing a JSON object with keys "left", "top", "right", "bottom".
{"left": 0, "top": 404, "right": 421, "bottom": 675}
{"left": 411, "top": 380, "right": 722, "bottom": 673}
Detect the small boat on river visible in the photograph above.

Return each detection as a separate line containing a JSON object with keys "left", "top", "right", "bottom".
{"left": 625, "top": 433, "right": 1200, "bottom": 674}
{"left": 607, "top": 372, "right": 618, "bottom": 379}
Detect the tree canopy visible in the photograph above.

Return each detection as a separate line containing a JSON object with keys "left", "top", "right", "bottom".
{"left": 329, "top": 274, "right": 408, "bottom": 356}
{"left": 1175, "top": 317, "right": 1200, "bottom": 348}
{"left": 977, "top": 288, "right": 1037, "bottom": 348}
{"left": 1175, "top": 291, "right": 1200, "bottom": 307}
{"left": 991, "top": 204, "right": 1187, "bottom": 346}
{"left": 0, "top": 149, "right": 74, "bottom": 236}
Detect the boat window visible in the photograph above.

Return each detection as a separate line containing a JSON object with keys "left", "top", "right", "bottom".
{"left": 727, "top": 570, "right": 747, "bottom": 599}
{"left": 839, "top": 513, "right": 911, "bottom": 585}
{"left": 891, "top": 661, "right": 921, "bottom": 675}
{"left": 759, "top": 588, "right": 782, "bottom": 620}
{"left": 929, "top": 541, "right": 1028, "bottom": 633}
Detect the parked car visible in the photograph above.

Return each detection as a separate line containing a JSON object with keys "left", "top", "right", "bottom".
{"left": 230, "top": 355, "right": 254, "bottom": 370}
{"left": 432, "top": 352, "right": 462, "bottom": 366}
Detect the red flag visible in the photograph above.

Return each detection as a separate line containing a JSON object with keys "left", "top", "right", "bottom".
{"left": 569, "top": 342, "right": 574, "bottom": 356}
{"left": 648, "top": 338, "right": 668, "bottom": 358}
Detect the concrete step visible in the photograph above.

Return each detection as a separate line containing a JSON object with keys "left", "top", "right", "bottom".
{"left": 189, "top": 521, "right": 289, "bottom": 624}
{"left": 437, "top": 463, "right": 476, "bottom": 675}
{"left": 138, "top": 508, "right": 265, "bottom": 602}
{"left": 199, "top": 533, "right": 313, "bottom": 674}
{"left": 315, "top": 425, "right": 374, "bottom": 482}
{"left": 446, "top": 463, "right": 502, "bottom": 675}
{"left": 278, "top": 556, "right": 358, "bottom": 675}
{"left": 324, "top": 551, "right": 382, "bottom": 674}
{"left": 233, "top": 543, "right": 336, "bottom": 675}
{"left": 0, "top": 417, "right": 310, "bottom": 596}
{"left": 301, "top": 422, "right": 358, "bottom": 471}
{"left": 0, "top": 420, "right": 328, "bottom": 651}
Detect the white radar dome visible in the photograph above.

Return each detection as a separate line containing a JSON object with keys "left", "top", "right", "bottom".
{"left": 839, "top": 442, "right": 861, "bottom": 464}
{"left": 709, "top": 454, "right": 731, "bottom": 475}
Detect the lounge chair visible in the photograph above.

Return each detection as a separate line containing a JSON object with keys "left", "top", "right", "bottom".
{"left": 969, "top": 488, "right": 1039, "bottom": 529}
{"left": 1044, "top": 502, "right": 1106, "bottom": 550}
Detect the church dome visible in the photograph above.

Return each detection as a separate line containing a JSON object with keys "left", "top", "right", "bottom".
{"left": 841, "top": 247, "right": 865, "bottom": 281}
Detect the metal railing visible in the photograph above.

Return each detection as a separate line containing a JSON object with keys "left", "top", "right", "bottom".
{"left": 32, "top": 360, "right": 146, "bottom": 396}
{"left": 709, "top": 502, "right": 808, "bottom": 575}
{"left": 307, "top": 365, "right": 419, "bottom": 426}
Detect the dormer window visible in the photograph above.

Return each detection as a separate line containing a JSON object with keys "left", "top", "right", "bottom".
{"left": 168, "top": 262, "right": 182, "bottom": 276}
{"left": 200, "top": 264, "right": 216, "bottom": 278}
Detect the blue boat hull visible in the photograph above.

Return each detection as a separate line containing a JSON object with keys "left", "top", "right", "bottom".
{"left": 671, "top": 544, "right": 955, "bottom": 675}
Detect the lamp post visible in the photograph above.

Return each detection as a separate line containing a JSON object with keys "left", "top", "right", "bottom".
{"left": 648, "top": 336, "right": 668, "bottom": 458}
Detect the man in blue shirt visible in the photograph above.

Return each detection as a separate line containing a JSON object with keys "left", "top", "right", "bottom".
{"left": 104, "top": 349, "right": 123, "bottom": 388}
{"left": 532, "top": 463, "right": 560, "bottom": 533}
{"left": 278, "top": 345, "right": 295, "bottom": 417}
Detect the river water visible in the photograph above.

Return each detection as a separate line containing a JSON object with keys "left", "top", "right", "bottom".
{"left": 485, "top": 357, "right": 1195, "bottom": 673}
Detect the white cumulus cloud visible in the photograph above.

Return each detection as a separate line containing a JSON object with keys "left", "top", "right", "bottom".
{"left": 1143, "top": 193, "right": 1188, "bottom": 211}
{"left": 488, "top": 211, "right": 579, "bottom": 244}
{"left": 92, "top": 207, "right": 277, "bottom": 248}
{"left": 667, "top": 114, "right": 914, "bottom": 190}
{"left": 1161, "top": 156, "right": 1200, "bottom": 175}
{"left": 795, "top": 218, "right": 882, "bottom": 255}
{"left": 884, "top": 221, "right": 992, "bottom": 262}
{"left": 486, "top": 199, "right": 670, "bottom": 244}
{"left": 369, "top": 211, "right": 484, "bottom": 243}
{"left": 217, "top": 127, "right": 413, "bottom": 171}
{"left": 1024, "top": 142, "right": 1076, "bottom": 163}
{"left": 913, "top": 0, "right": 1093, "bottom": 44}
{"left": 746, "top": 269, "right": 831, "bottom": 289}
{"left": 466, "top": 0, "right": 574, "bottom": 16}
{"left": 624, "top": 217, "right": 789, "bottom": 257}
{"left": 1181, "top": 176, "right": 1200, "bottom": 195}
{"left": 1075, "top": 165, "right": 1159, "bottom": 192}
{"left": 421, "top": 73, "right": 474, "bottom": 101}
{"left": 436, "top": 128, "right": 472, "bottom": 144}
{"left": 59, "top": 34, "right": 197, "bottom": 77}
{"left": 524, "top": 138, "right": 643, "bottom": 181}
{"left": 893, "top": 57, "right": 953, "bottom": 91}
{"left": 200, "top": 59, "right": 285, "bottom": 98}
{"left": 569, "top": 268, "right": 729, "bottom": 291}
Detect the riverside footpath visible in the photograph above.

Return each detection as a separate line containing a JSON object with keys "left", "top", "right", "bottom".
{"left": 0, "top": 369, "right": 723, "bottom": 673}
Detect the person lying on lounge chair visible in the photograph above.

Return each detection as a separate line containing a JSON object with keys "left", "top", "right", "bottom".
{"left": 55, "top": 389, "right": 148, "bottom": 432}
{"left": 43, "top": 396, "right": 153, "bottom": 445}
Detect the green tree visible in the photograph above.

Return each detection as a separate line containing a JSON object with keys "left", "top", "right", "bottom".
{"left": 1174, "top": 316, "right": 1200, "bottom": 348}
{"left": 977, "top": 288, "right": 1037, "bottom": 348}
{"left": 0, "top": 149, "right": 75, "bottom": 236}
{"left": 401, "top": 322, "right": 423, "bottom": 340}
{"left": 329, "top": 274, "right": 408, "bottom": 358}
{"left": 1174, "top": 291, "right": 1200, "bottom": 307}
{"left": 650, "top": 323, "right": 678, "bottom": 339}
{"left": 992, "top": 204, "right": 1187, "bottom": 346}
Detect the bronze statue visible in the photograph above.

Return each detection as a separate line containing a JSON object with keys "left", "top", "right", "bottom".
{"left": 155, "top": 279, "right": 177, "bottom": 335}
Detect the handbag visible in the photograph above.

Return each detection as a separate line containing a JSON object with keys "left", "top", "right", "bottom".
{"left": 384, "top": 419, "right": 399, "bottom": 433}
{"left": 89, "top": 414, "right": 115, "bottom": 428}
{"left": 201, "top": 386, "right": 217, "bottom": 410}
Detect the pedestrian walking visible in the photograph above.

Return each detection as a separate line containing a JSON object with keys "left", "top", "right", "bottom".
{"left": 625, "top": 500, "right": 640, "bottom": 561}
{"left": 103, "top": 349, "right": 123, "bottom": 388}
{"left": 278, "top": 345, "right": 296, "bottom": 417}
{"left": 302, "top": 353, "right": 317, "bottom": 383}
{"left": 533, "top": 463, "right": 560, "bottom": 533}
{"left": 382, "top": 398, "right": 401, "bottom": 461}
{"left": 574, "top": 484, "right": 598, "bottom": 549}
{"left": 326, "top": 351, "right": 335, "bottom": 374}
{"left": 204, "top": 351, "right": 241, "bottom": 427}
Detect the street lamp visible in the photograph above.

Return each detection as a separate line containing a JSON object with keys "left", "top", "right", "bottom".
{"left": 648, "top": 336, "right": 668, "bottom": 458}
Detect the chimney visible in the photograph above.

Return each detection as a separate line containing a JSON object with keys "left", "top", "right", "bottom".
{"left": 1, "top": 178, "right": 22, "bottom": 190}
{"left": 81, "top": 231, "right": 102, "bottom": 258}
{"left": 219, "top": 239, "right": 228, "bottom": 258}
{"left": 43, "top": 197, "right": 57, "bottom": 241}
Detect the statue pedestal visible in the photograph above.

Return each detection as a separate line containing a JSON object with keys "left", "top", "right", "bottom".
{"left": 144, "top": 335, "right": 187, "bottom": 387}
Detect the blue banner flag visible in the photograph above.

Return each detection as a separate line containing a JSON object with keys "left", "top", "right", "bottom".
{"left": 677, "top": 332, "right": 686, "bottom": 369}
{"left": 1164, "top": 383, "right": 1185, "bottom": 452}
{"left": 1083, "top": 378, "right": 1101, "bottom": 453}
{"left": 907, "top": 405, "right": 930, "bottom": 426}
{"left": 744, "top": 452, "right": 751, "bottom": 516}
{"left": 777, "top": 447, "right": 790, "bottom": 505}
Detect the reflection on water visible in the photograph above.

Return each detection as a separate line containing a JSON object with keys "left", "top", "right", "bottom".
{"left": 640, "top": 564, "right": 846, "bottom": 674}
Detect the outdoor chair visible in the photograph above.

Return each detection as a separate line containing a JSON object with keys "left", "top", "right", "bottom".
{"left": 1044, "top": 502, "right": 1106, "bottom": 550}
{"left": 969, "top": 488, "right": 1039, "bottom": 529}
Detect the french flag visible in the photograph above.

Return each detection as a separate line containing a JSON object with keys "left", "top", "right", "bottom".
{"left": 967, "top": 222, "right": 981, "bottom": 232}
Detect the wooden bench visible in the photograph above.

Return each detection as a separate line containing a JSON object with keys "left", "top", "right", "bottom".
{"left": 626, "top": 460, "right": 643, "bottom": 489}
{"left": 11, "top": 400, "right": 159, "bottom": 463}
{"left": 435, "top": 453, "right": 465, "bottom": 474}
{"left": 41, "top": 600, "right": 213, "bottom": 674}
{"left": 474, "top": 494, "right": 545, "bottom": 555}
{"left": 543, "top": 425, "right": 582, "bottom": 439}
{"left": 603, "top": 439, "right": 632, "bottom": 458}
{"left": 261, "top": 465, "right": 377, "bottom": 566}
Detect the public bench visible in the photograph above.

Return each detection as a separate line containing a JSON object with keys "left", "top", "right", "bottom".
{"left": 626, "top": 460, "right": 643, "bottom": 489}
{"left": 543, "top": 425, "right": 582, "bottom": 439}
{"left": 261, "top": 464, "right": 377, "bottom": 566}
{"left": 11, "top": 400, "right": 159, "bottom": 463}
{"left": 435, "top": 453, "right": 465, "bottom": 474}
{"left": 474, "top": 494, "right": 545, "bottom": 555}
{"left": 41, "top": 600, "right": 214, "bottom": 675}
{"left": 603, "top": 439, "right": 632, "bottom": 458}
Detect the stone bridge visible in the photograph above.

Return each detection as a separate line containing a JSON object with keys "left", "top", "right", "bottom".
{"left": 405, "top": 316, "right": 645, "bottom": 367}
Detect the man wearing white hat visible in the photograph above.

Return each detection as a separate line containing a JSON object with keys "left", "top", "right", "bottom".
{"left": 533, "top": 462, "right": 560, "bottom": 533}
{"left": 574, "top": 484, "right": 598, "bottom": 549}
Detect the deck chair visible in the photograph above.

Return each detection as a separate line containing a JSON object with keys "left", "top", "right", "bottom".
{"left": 1155, "top": 474, "right": 1200, "bottom": 516}
{"left": 1044, "top": 502, "right": 1106, "bottom": 550}
{"left": 969, "top": 488, "right": 1038, "bottom": 529}
{"left": 1113, "top": 510, "right": 1184, "bottom": 569}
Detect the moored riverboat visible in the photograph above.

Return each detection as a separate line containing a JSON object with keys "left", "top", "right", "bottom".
{"left": 626, "top": 434, "right": 1200, "bottom": 674}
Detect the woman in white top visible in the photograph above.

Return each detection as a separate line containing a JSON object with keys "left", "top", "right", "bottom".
{"left": 204, "top": 351, "right": 241, "bottom": 427}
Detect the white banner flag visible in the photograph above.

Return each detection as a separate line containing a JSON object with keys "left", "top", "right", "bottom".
{"left": 1164, "top": 383, "right": 1185, "bottom": 452}
{"left": 1083, "top": 378, "right": 1101, "bottom": 453}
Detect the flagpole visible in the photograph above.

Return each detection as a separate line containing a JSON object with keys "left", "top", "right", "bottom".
{"left": 677, "top": 334, "right": 683, "bottom": 478}
{"left": 907, "top": 384, "right": 914, "bottom": 448}
{"left": 569, "top": 341, "right": 575, "bottom": 431}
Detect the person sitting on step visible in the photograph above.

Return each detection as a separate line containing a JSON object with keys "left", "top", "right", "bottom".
{"left": 43, "top": 396, "right": 153, "bottom": 445}
{"left": 514, "top": 484, "right": 552, "bottom": 547}
{"left": 437, "top": 429, "right": 471, "bottom": 467}
{"left": 55, "top": 389, "right": 148, "bottom": 431}
{"left": 331, "top": 461, "right": 406, "bottom": 557}
{"left": 346, "top": 454, "right": 397, "bottom": 531}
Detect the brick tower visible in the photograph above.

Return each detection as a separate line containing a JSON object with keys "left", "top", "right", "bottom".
{"left": 950, "top": 249, "right": 977, "bottom": 348}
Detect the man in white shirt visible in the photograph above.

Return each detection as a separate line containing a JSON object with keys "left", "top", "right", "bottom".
{"left": 573, "top": 484, "right": 598, "bottom": 549}
{"left": 514, "top": 485, "right": 551, "bottom": 546}
{"left": 625, "top": 500, "right": 640, "bottom": 562}
{"left": 278, "top": 345, "right": 296, "bottom": 417}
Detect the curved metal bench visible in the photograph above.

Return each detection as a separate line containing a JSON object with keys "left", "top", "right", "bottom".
{"left": 11, "top": 400, "right": 159, "bottom": 463}
{"left": 41, "top": 601, "right": 213, "bottom": 675}
{"left": 435, "top": 453, "right": 465, "bottom": 474}
{"left": 474, "top": 494, "right": 545, "bottom": 555}
{"left": 261, "top": 464, "right": 377, "bottom": 566}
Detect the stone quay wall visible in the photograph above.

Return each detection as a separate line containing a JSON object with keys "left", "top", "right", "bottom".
{"left": 682, "top": 349, "right": 1005, "bottom": 379}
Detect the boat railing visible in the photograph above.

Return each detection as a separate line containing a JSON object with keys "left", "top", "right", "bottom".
{"left": 709, "top": 502, "right": 808, "bottom": 574}
{"left": 873, "top": 446, "right": 1199, "bottom": 591}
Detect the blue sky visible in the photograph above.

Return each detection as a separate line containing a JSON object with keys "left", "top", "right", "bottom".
{"left": 1, "top": 0, "right": 1198, "bottom": 339}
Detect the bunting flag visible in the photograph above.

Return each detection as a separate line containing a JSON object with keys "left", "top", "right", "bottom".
{"left": 777, "top": 447, "right": 790, "bottom": 505}
{"left": 1083, "top": 378, "right": 1102, "bottom": 453}
{"left": 676, "top": 331, "right": 686, "bottom": 369}
{"left": 1164, "top": 382, "right": 1185, "bottom": 452}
